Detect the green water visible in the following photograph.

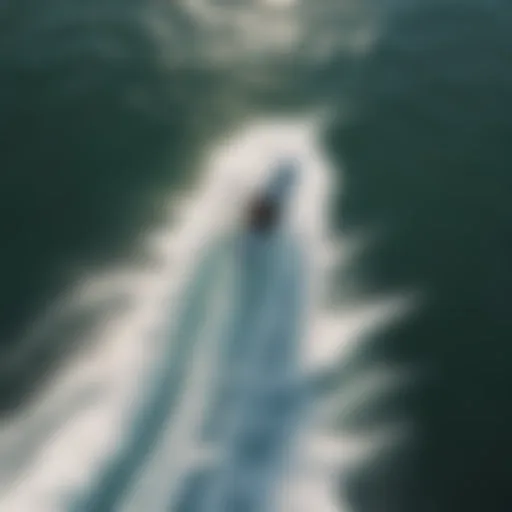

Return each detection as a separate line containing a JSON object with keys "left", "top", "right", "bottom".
{"left": 2, "top": 1, "right": 512, "bottom": 511}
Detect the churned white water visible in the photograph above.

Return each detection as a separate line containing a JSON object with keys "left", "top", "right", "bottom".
{"left": 0, "top": 116, "right": 395, "bottom": 512}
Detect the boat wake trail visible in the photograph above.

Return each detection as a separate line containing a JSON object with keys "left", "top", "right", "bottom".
{"left": 0, "top": 118, "right": 341, "bottom": 512}
{"left": 74, "top": 160, "right": 312, "bottom": 512}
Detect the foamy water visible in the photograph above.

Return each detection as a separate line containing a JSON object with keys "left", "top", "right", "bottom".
{"left": 0, "top": 116, "right": 400, "bottom": 512}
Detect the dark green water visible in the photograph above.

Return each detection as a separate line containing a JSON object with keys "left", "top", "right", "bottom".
{"left": 0, "top": 0, "right": 247, "bottom": 412}
{"left": 328, "top": 2, "right": 512, "bottom": 512}
{"left": 2, "top": 1, "right": 512, "bottom": 511}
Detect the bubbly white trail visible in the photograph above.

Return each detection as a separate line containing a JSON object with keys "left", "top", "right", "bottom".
{"left": 0, "top": 116, "right": 388, "bottom": 512}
